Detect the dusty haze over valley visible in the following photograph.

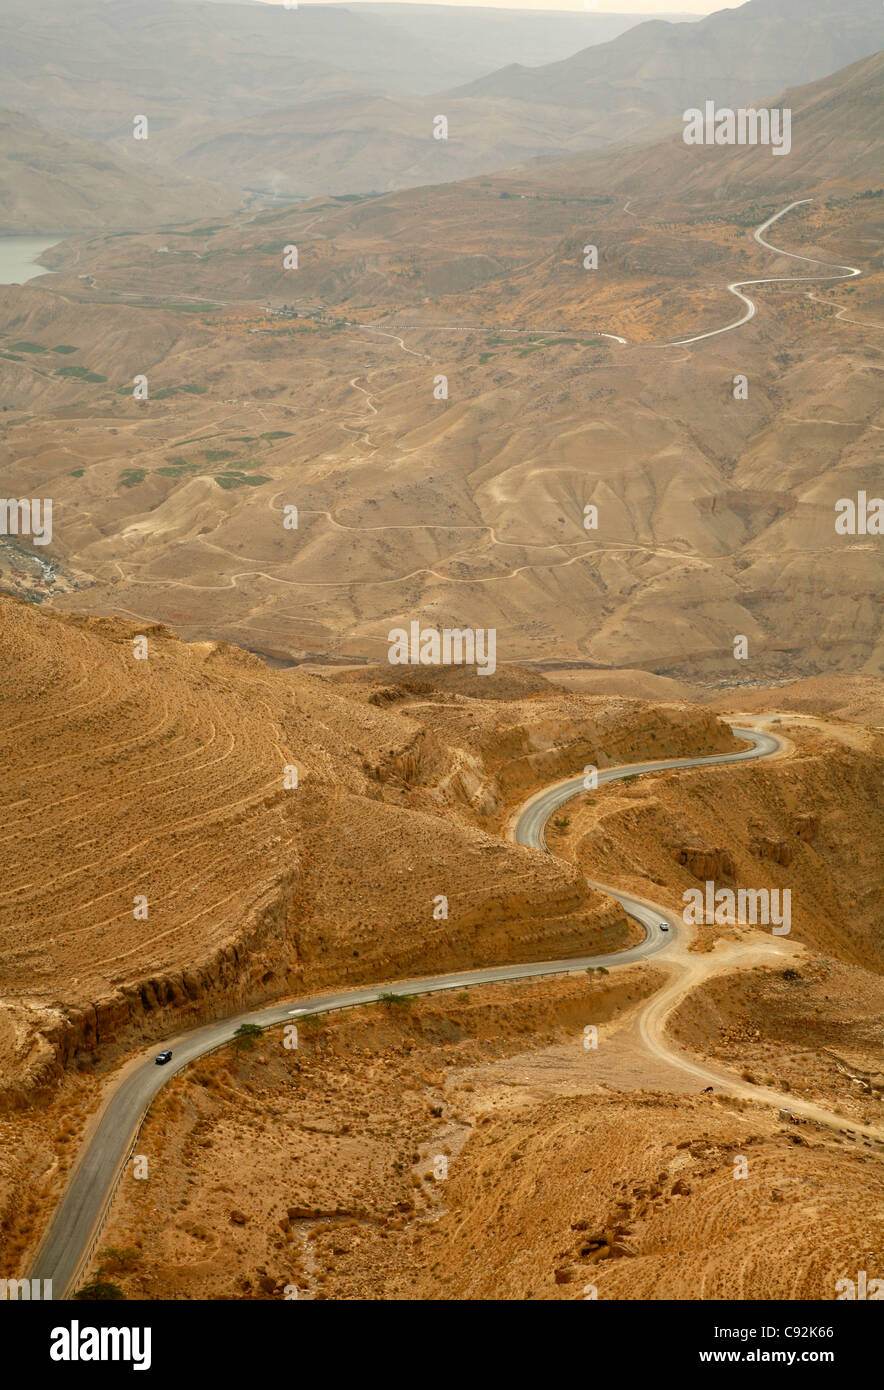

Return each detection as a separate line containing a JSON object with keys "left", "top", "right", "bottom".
{"left": 0, "top": 0, "right": 881, "bottom": 1338}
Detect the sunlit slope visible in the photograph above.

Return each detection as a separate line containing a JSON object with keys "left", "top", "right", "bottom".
{"left": 7, "top": 598, "right": 727, "bottom": 1094}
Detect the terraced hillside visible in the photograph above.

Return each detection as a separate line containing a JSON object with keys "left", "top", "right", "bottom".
{"left": 1, "top": 596, "right": 743, "bottom": 1101}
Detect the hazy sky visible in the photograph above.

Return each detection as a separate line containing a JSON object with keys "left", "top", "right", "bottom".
{"left": 260, "top": 1, "right": 736, "bottom": 14}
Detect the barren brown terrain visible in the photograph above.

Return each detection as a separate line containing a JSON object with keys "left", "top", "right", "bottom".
{"left": 73, "top": 962, "right": 884, "bottom": 1301}
{"left": 546, "top": 717, "right": 884, "bottom": 966}
{"left": 0, "top": 592, "right": 734, "bottom": 1104}
{"left": 1, "top": 0, "right": 882, "bottom": 1317}
{"left": 2, "top": 55, "right": 880, "bottom": 680}
{"left": 2, "top": 0, "right": 876, "bottom": 210}
{"left": 1, "top": 594, "right": 881, "bottom": 1297}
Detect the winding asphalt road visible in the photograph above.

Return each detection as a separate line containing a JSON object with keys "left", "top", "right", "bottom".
{"left": 669, "top": 198, "right": 862, "bottom": 346}
{"left": 29, "top": 724, "right": 779, "bottom": 1298}
{"left": 513, "top": 725, "right": 780, "bottom": 953}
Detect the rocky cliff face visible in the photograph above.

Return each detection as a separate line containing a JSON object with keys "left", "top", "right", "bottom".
{"left": 674, "top": 844, "right": 737, "bottom": 881}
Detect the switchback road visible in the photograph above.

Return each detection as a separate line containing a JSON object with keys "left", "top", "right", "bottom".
{"left": 29, "top": 724, "right": 781, "bottom": 1297}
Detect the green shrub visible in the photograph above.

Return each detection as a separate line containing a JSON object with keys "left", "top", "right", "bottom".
{"left": 233, "top": 1023, "right": 263, "bottom": 1049}
{"left": 74, "top": 1281, "right": 125, "bottom": 1300}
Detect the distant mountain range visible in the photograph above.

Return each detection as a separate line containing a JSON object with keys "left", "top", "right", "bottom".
{"left": 0, "top": 108, "right": 232, "bottom": 234}
{"left": 0, "top": 0, "right": 691, "bottom": 227}
{"left": 0, "top": 0, "right": 881, "bottom": 227}
{"left": 452, "top": 0, "right": 882, "bottom": 122}
{"left": 0, "top": 0, "right": 684, "bottom": 137}
{"left": 316, "top": 3, "right": 695, "bottom": 82}
{"left": 514, "top": 48, "right": 884, "bottom": 201}
{"left": 138, "top": 0, "right": 884, "bottom": 202}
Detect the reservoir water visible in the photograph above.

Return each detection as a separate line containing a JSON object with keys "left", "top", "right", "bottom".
{"left": 0, "top": 236, "right": 61, "bottom": 284}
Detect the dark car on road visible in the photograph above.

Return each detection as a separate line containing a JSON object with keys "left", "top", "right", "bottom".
{"left": 155, "top": 1050, "right": 173, "bottom": 1065}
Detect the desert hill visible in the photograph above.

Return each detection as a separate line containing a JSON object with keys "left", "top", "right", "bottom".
{"left": 0, "top": 594, "right": 744, "bottom": 1101}
{"left": 520, "top": 49, "right": 884, "bottom": 202}
{"left": 0, "top": 108, "right": 234, "bottom": 234}
{"left": 326, "top": 3, "right": 694, "bottom": 79}
{"left": 2, "top": 146, "right": 880, "bottom": 680}
{"left": 2, "top": 0, "right": 883, "bottom": 1315}
{"left": 4, "top": 0, "right": 881, "bottom": 209}
{"left": 3, "top": 602, "right": 880, "bottom": 1294}
{"left": 1, "top": 43, "right": 881, "bottom": 684}
{"left": 453, "top": 0, "right": 882, "bottom": 122}
{"left": 141, "top": 0, "right": 884, "bottom": 199}
{"left": 167, "top": 92, "right": 605, "bottom": 200}
{"left": 550, "top": 716, "right": 884, "bottom": 969}
{"left": 46, "top": 47, "right": 881, "bottom": 317}
{"left": 0, "top": 0, "right": 469, "bottom": 140}
{"left": 0, "top": 0, "right": 659, "bottom": 183}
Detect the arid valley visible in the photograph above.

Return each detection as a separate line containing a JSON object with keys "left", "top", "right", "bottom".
{"left": 0, "top": 0, "right": 881, "bottom": 1340}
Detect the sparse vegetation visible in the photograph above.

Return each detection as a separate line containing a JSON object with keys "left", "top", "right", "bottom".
{"left": 214, "top": 472, "right": 271, "bottom": 489}
{"left": 158, "top": 460, "right": 202, "bottom": 476}
{"left": 119, "top": 468, "right": 147, "bottom": 487}
{"left": 153, "top": 383, "right": 207, "bottom": 399}
{"left": 233, "top": 1022, "right": 263, "bottom": 1049}
{"left": 74, "top": 1280, "right": 126, "bottom": 1300}
{"left": 98, "top": 1246, "right": 140, "bottom": 1273}
{"left": 56, "top": 365, "right": 106, "bottom": 382}
{"left": 0, "top": 15, "right": 881, "bottom": 1313}
{"left": 299, "top": 1013, "right": 326, "bottom": 1031}
{"left": 379, "top": 992, "right": 412, "bottom": 1008}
